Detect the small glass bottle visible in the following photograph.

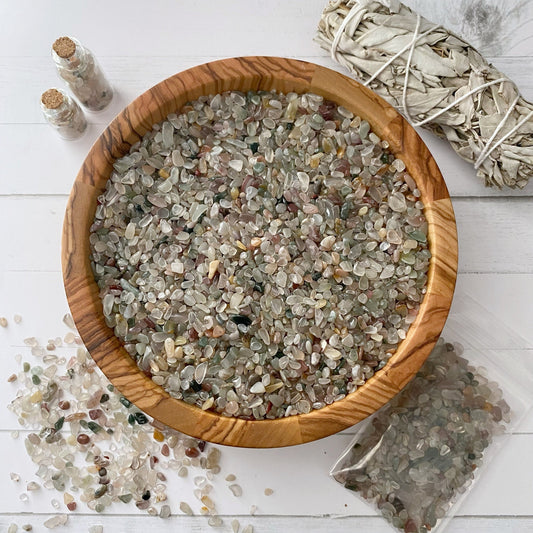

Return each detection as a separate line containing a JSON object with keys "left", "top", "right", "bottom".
{"left": 41, "top": 88, "right": 87, "bottom": 140}
{"left": 52, "top": 36, "right": 113, "bottom": 111}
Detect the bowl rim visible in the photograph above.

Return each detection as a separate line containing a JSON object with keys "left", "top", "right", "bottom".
{"left": 62, "top": 56, "right": 458, "bottom": 448}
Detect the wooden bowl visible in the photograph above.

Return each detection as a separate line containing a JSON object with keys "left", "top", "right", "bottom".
{"left": 62, "top": 56, "right": 458, "bottom": 448}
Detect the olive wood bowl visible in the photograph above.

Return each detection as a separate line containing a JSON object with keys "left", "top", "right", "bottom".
{"left": 62, "top": 56, "right": 458, "bottom": 448}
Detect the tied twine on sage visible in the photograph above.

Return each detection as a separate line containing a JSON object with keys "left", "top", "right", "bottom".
{"left": 315, "top": 0, "right": 533, "bottom": 189}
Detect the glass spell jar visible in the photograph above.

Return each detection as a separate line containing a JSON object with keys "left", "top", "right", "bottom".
{"left": 41, "top": 88, "right": 87, "bottom": 140}
{"left": 52, "top": 36, "right": 113, "bottom": 112}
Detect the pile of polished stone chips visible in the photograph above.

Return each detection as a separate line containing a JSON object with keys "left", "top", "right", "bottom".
{"left": 7, "top": 314, "right": 256, "bottom": 531}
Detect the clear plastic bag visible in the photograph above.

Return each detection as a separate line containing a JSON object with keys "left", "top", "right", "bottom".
{"left": 330, "top": 294, "right": 533, "bottom": 533}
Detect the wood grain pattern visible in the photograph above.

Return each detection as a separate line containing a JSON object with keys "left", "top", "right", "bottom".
{"left": 62, "top": 56, "right": 458, "bottom": 447}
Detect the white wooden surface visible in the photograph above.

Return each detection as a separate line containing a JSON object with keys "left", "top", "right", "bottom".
{"left": 1, "top": 0, "right": 532, "bottom": 531}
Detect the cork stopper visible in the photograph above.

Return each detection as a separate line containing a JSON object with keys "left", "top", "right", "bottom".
{"left": 41, "top": 89, "right": 65, "bottom": 109}
{"left": 53, "top": 36, "right": 76, "bottom": 59}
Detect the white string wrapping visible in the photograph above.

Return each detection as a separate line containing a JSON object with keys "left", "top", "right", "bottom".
{"left": 317, "top": 0, "right": 533, "bottom": 188}
{"left": 333, "top": 8, "right": 532, "bottom": 171}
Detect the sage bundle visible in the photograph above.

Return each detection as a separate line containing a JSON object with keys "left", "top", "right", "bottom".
{"left": 316, "top": 0, "right": 533, "bottom": 188}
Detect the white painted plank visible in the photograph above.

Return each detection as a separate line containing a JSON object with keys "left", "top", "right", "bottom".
{"left": 0, "top": 430, "right": 357, "bottom": 517}
{"left": 0, "top": 429, "right": 532, "bottom": 517}
{"left": 0, "top": 125, "right": 102, "bottom": 196}
{"left": 0, "top": 272, "right": 74, "bottom": 344}
{"left": 0, "top": 281, "right": 532, "bottom": 519}
{"left": 1, "top": 55, "right": 532, "bottom": 126}
{"left": 1, "top": 196, "right": 532, "bottom": 274}
{"left": 452, "top": 197, "right": 533, "bottom": 273}
{"left": 2, "top": 273, "right": 530, "bottom": 347}
{"left": 1, "top": 53, "right": 533, "bottom": 199}
{"left": 1, "top": 515, "right": 533, "bottom": 533}
{"left": 1, "top": 271, "right": 532, "bottom": 522}
{"left": 1, "top": 327, "right": 532, "bottom": 432}
{"left": 0, "top": 57, "right": 208, "bottom": 126}
{"left": 3, "top": 121, "right": 533, "bottom": 198}
{"left": 1, "top": 271, "right": 532, "bottom": 430}
{"left": 456, "top": 274, "right": 533, "bottom": 347}
{"left": 1, "top": 0, "right": 533, "bottom": 202}
{"left": 2, "top": 346, "right": 532, "bottom": 434}
{"left": 0, "top": 0, "right": 327, "bottom": 58}
{"left": 0, "top": 196, "right": 67, "bottom": 273}
{"left": 1, "top": 0, "right": 531, "bottom": 60}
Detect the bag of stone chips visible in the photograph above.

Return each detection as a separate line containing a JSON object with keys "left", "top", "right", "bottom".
{"left": 330, "top": 295, "right": 533, "bottom": 533}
